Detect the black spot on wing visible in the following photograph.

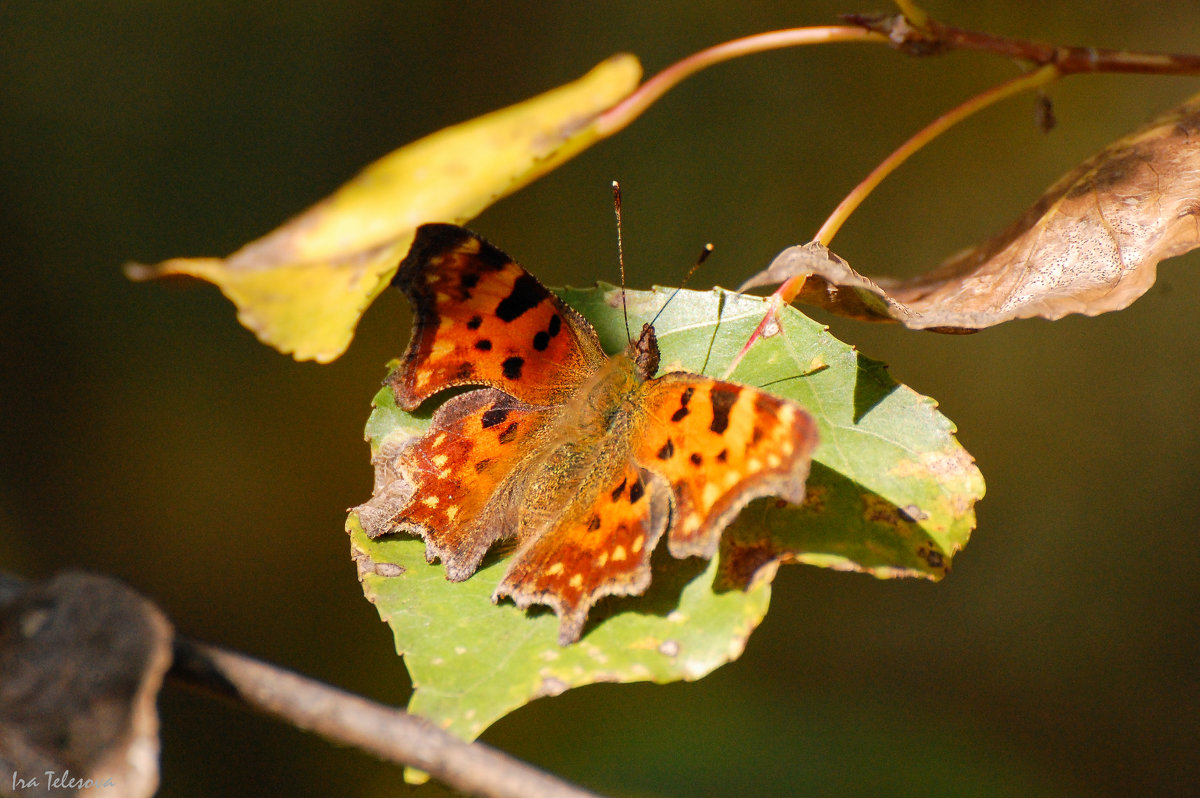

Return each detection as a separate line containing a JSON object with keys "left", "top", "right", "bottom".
{"left": 548, "top": 314, "right": 562, "bottom": 337}
{"left": 481, "top": 407, "right": 510, "bottom": 429}
{"left": 690, "top": 453, "right": 703, "bottom": 466}
{"left": 461, "top": 272, "right": 480, "bottom": 290}
{"left": 628, "top": 479, "right": 644, "bottom": 504}
{"left": 495, "top": 273, "right": 544, "bottom": 322}
{"left": 611, "top": 478, "right": 627, "bottom": 502}
{"left": 533, "top": 330, "right": 550, "bottom": 351}
{"left": 466, "top": 315, "right": 483, "bottom": 330}
{"left": 709, "top": 386, "right": 740, "bottom": 434}
{"left": 587, "top": 515, "right": 602, "bottom": 531}
{"left": 656, "top": 439, "right": 675, "bottom": 460}
{"left": 670, "top": 386, "right": 696, "bottom": 422}
{"left": 475, "top": 239, "right": 512, "bottom": 271}
{"left": 474, "top": 339, "right": 492, "bottom": 351}
{"left": 393, "top": 224, "right": 475, "bottom": 289}
{"left": 501, "top": 356, "right": 524, "bottom": 380}
{"left": 498, "top": 422, "right": 520, "bottom": 445}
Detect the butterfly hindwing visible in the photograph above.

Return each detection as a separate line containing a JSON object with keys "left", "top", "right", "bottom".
{"left": 389, "top": 224, "right": 606, "bottom": 409}
{"left": 373, "top": 388, "right": 555, "bottom": 579}
{"left": 494, "top": 461, "right": 671, "bottom": 645}
{"left": 633, "top": 373, "right": 819, "bottom": 559}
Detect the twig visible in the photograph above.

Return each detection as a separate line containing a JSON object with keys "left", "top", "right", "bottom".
{"left": 169, "top": 636, "right": 604, "bottom": 798}
{"left": 595, "top": 26, "right": 886, "bottom": 136}
{"left": 813, "top": 63, "right": 1060, "bottom": 247}
{"left": 845, "top": 11, "right": 1200, "bottom": 74}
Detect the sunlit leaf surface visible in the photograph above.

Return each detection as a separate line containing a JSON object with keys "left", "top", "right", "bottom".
{"left": 348, "top": 286, "right": 982, "bottom": 740}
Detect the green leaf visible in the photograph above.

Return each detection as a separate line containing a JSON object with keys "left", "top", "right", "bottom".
{"left": 347, "top": 286, "right": 983, "bottom": 741}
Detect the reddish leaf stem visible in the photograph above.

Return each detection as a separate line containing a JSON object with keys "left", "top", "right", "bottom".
{"left": 595, "top": 26, "right": 887, "bottom": 137}
{"left": 814, "top": 63, "right": 1060, "bottom": 247}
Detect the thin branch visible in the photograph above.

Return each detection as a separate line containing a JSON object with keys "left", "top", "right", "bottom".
{"left": 595, "top": 26, "right": 886, "bottom": 137}
{"left": 844, "top": 11, "right": 1200, "bottom": 75}
{"left": 813, "top": 63, "right": 1060, "bottom": 247}
{"left": 169, "top": 636, "right": 604, "bottom": 798}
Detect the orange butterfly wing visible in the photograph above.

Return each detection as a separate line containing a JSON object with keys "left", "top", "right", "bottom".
{"left": 389, "top": 224, "right": 605, "bottom": 409}
{"left": 364, "top": 224, "right": 820, "bottom": 645}
{"left": 377, "top": 389, "right": 556, "bottom": 579}
{"left": 494, "top": 461, "right": 671, "bottom": 645}
{"left": 632, "top": 373, "right": 819, "bottom": 560}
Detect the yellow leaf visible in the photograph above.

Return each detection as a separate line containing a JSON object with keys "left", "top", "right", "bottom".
{"left": 127, "top": 55, "right": 642, "bottom": 362}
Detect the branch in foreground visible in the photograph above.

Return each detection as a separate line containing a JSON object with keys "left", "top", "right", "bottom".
{"left": 169, "top": 636, "right": 603, "bottom": 798}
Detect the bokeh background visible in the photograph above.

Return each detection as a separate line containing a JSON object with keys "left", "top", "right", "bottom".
{"left": 4, "top": 1, "right": 1199, "bottom": 795}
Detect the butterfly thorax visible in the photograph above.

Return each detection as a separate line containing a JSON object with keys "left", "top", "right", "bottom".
{"left": 514, "top": 325, "right": 661, "bottom": 540}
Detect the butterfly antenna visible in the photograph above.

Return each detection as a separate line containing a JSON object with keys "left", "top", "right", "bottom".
{"left": 647, "top": 242, "right": 713, "bottom": 331}
{"left": 612, "top": 180, "right": 632, "bottom": 343}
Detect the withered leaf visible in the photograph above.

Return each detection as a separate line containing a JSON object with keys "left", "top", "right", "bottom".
{"left": 743, "top": 90, "right": 1200, "bottom": 331}
{"left": 0, "top": 572, "right": 173, "bottom": 798}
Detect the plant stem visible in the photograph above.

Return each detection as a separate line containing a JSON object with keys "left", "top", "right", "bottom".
{"left": 813, "top": 63, "right": 1060, "bottom": 247}
{"left": 170, "top": 636, "right": 604, "bottom": 798}
{"left": 595, "top": 26, "right": 887, "bottom": 136}
{"left": 849, "top": 12, "right": 1200, "bottom": 74}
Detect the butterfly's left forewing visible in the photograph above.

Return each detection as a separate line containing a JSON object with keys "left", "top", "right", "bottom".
{"left": 390, "top": 224, "right": 606, "bottom": 409}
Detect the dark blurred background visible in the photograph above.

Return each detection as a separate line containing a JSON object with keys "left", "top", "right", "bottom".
{"left": 3, "top": 1, "right": 1199, "bottom": 795}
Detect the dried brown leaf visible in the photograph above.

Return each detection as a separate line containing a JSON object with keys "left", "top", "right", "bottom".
{"left": 0, "top": 572, "right": 172, "bottom": 798}
{"left": 746, "top": 90, "right": 1200, "bottom": 331}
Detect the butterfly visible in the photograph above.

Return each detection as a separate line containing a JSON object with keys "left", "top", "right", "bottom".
{"left": 358, "top": 223, "right": 818, "bottom": 645}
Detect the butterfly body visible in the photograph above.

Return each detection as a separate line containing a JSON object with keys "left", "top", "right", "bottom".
{"left": 360, "top": 223, "right": 817, "bottom": 644}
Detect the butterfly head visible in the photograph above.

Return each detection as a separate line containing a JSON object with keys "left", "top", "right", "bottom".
{"left": 629, "top": 321, "right": 660, "bottom": 379}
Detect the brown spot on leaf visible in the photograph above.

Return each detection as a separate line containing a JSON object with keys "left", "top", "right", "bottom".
{"left": 717, "top": 539, "right": 782, "bottom": 591}
{"left": 862, "top": 495, "right": 911, "bottom": 529}
{"left": 799, "top": 485, "right": 828, "bottom": 513}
